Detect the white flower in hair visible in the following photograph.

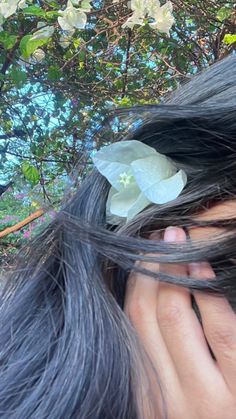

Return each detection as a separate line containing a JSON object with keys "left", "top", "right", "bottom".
{"left": 92, "top": 140, "right": 187, "bottom": 224}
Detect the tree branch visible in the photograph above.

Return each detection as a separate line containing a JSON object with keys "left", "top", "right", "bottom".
{"left": 121, "top": 28, "right": 132, "bottom": 98}
{"left": 0, "top": 209, "right": 44, "bottom": 239}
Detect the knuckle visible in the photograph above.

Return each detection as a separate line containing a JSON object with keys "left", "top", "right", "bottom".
{"left": 207, "top": 326, "right": 236, "bottom": 351}
{"left": 157, "top": 302, "right": 184, "bottom": 328}
{"left": 126, "top": 297, "right": 151, "bottom": 325}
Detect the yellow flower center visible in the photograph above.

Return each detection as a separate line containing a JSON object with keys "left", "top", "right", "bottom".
{"left": 119, "top": 172, "right": 135, "bottom": 187}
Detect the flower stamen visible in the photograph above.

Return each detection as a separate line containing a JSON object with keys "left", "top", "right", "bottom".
{"left": 119, "top": 172, "right": 135, "bottom": 187}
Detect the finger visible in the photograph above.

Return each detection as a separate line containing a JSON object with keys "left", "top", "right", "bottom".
{"left": 190, "top": 261, "right": 236, "bottom": 393}
{"left": 157, "top": 227, "right": 222, "bottom": 391}
{"left": 124, "top": 246, "right": 181, "bottom": 399}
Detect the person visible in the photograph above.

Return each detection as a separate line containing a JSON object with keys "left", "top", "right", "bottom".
{"left": 125, "top": 204, "right": 236, "bottom": 419}
{"left": 0, "top": 53, "right": 236, "bottom": 419}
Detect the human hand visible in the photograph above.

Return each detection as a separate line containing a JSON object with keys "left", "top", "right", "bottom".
{"left": 124, "top": 226, "right": 236, "bottom": 419}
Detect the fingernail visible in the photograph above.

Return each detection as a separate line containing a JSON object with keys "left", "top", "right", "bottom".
{"left": 164, "top": 226, "right": 178, "bottom": 242}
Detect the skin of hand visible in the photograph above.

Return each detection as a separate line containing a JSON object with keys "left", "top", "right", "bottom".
{"left": 124, "top": 200, "right": 236, "bottom": 419}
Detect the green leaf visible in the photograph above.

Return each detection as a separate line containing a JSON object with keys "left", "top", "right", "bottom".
{"left": 114, "top": 79, "right": 123, "bottom": 89}
{"left": 81, "top": 0, "right": 91, "bottom": 10}
{"left": 73, "top": 38, "right": 82, "bottom": 49}
{"left": 23, "top": 6, "right": 46, "bottom": 17}
{"left": 118, "top": 97, "right": 133, "bottom": 107}
{"left": 45, "top": 11, "right": 60, "bottom": 19}
{"left": 22, "top": 162, "right": 40, "bottom": 185}
{"left": 78, "top": 51, "right": 86, "bottom": 61}
{"left": 223, "top": 34, "right": 236, "bottom": 45}
{"left": 216, "top": 6, "right": 233, "bottom": 22}
{"left": 46, "top": 0, "right": 60, "bottom": 8}
{"left": 10, "top": 68, "right": 27, "bottom": 86}
{"left": 20, "top": 35, "right": 50, "bottom": 59}
{"left": 0, "top": 32, "right": 17, "bottom": 50}
{"left": 48, "top": 65, "right": 62, "bottom": 81}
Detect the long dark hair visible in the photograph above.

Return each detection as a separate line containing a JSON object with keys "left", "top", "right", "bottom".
{"left": 1, "top": 53, "right": 236, "bottom": 419}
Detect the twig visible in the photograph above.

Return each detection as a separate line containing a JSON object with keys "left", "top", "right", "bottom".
{"left": 5, "top": 150, "right": 68, "bottom": 164}
{"left": 121, "top": 28, "right": 132, "bottom": 98}
{"left": 0, "top": 209, "right": 45, "bottom": 238}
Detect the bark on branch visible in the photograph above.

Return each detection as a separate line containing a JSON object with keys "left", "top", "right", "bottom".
{"left": 0, "top": 209, "right": 44, "bottom": 239}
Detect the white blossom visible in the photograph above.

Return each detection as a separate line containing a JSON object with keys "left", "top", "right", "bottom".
{"left": 31, "top": 22, "right": 55, "bottom": 41}
{"left": 59, "top": 33, "right": 72, "bottom": 48}
{"left": 19, "top": 48, "right": 46, "bottom": 66}
{"left": 18, "top": 0, "right": 27, "bottom": 8}
{"left": 0, "top": 0, "right": 27, "bottom": 18}
{"left": 0, "top": 0, "right": 18, "bottom": 18}
{"left": 123, "top": 0, "right": 175, "bottom": 35}
{"left": 145, "top": 0, "right": 161, "bottom": 15}
{"left": 149, "top": 1, "right": 175, "bottom": 36}
{"left": 130, "top": 0, "right": 147, "bottom": 14}
{"left": 122, "top": 13, "right": 145, "bottom": 29}
{"left": 92, "top": 140, "right": 187, "bottom": 224}
{"left": 31, "top": 48, "right": 45, "bottom": 63}
{"left": 58, "top": 0, "right": 87, "bottom": 32}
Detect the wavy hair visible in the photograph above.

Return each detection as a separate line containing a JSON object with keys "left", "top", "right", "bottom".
{"left": 1, "top": 53, "right": 236, "bottom": 419}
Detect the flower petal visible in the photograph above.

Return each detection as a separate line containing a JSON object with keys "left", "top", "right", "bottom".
{"left": 93, "top": 140, "right": 157, "bottom": 166}
{"left": 93, "top": 160, "right": 131, "bottom": 190}
{"left": 131, "top": 154, "right": 176, "bottom": 190}
{"left": 106, "top": 185, "right": 151, "bottom": 224}
{"left": 122, "top": 12, "right": 145, "bottom": 29}
{"left": 71, "top": 11, "right": 87, "bottom": 29}
{"left": 105, "top": 187, "right": 125, "bottom": 224}
{"left": 149, "top": 0, "right": 161, "bottom": 14}
{"left": 109, "top": 183, "right": 150, "bottom": 219}
{"left": 130, "top": 0, "right": 146, "bottom": 14}
{"left": 0, "top": 2, "right": 17, "bottom": 18}
{"left": 31, "top": 48, "right": 45, "bottom": 63}
{"left": 109, "top": 184, "right": 140, "bottom": 217}
{"left": 127, "top": 192, "right": 151, "bottom": 221}
{"left": 106, "top": 187, "right": 120, "bottom": 224}
{"left": 142, "top": 169, "right": 187, "bottom": 204}
{"left": 18, "top": 0, "right": 27, "bottom": 9}
{"left": 31, "top": 25, "right": 54, "bottom": 41}
{"left": 149, "top": 0, "right": 175, "bottom": 35}
{"left": 92, "top": 140, "right": 157, "bottom": 190}
{"left": 58, "top": 16, "right": 74, "bottom": 31}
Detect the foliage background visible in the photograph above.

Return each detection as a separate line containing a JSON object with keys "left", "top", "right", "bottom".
{"left": 0, "top": 0, "right": 235, "bottom": 271}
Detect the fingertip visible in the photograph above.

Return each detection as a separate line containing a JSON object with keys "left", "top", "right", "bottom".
{"left": 189, "top": 261, "right": 216, "bottom": 279}
{"left": 164, "top": 226, "right": 187, "bottom": 243}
